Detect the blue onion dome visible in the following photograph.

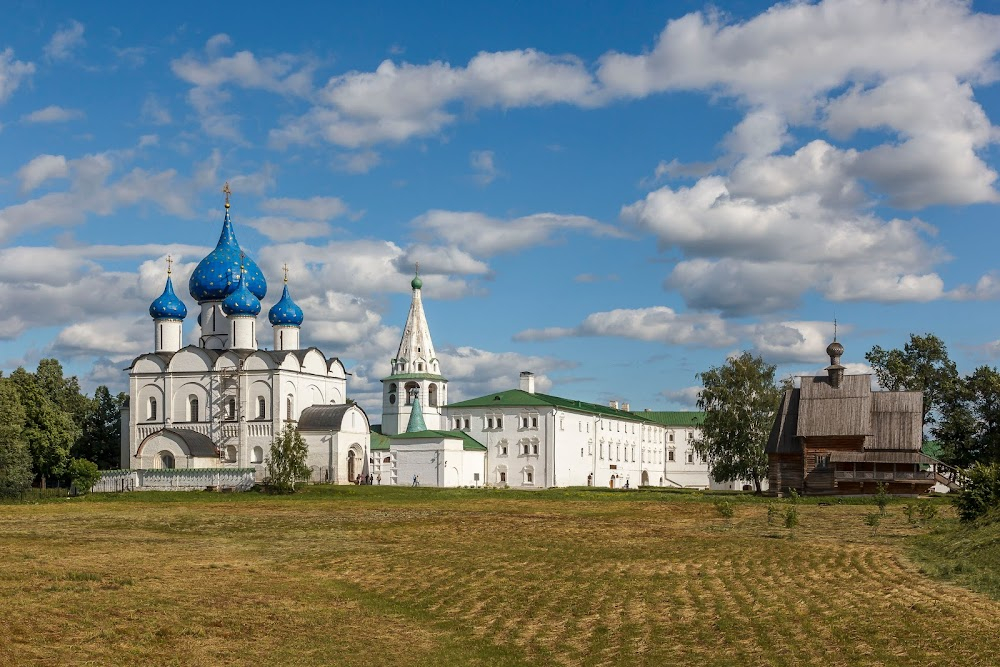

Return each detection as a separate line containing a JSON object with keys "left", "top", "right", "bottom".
{"left": 149, "top": 276, "right": 188, "bottom": 320}
{"left": 189, "top": 207, "right": 267, "bottom": 303}
{"left": 222, "top": 272, "right": 262, "bottom": 317}
{"left": 269, "top": 284, "right": 304, "bottom": 326}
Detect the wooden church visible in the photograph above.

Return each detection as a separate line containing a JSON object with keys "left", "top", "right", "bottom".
{"left": 766, "top": 338, "right": 941, "bottom": 495}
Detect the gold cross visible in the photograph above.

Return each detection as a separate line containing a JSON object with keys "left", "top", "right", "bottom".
{"left": 283, "top": 263, "right": 289, "bottom": 284}
{"left": 166, "top": 254, "right": 173, "bottom": 275}
{"left": 222, "top": 182, "right": 232, "bottom": 209}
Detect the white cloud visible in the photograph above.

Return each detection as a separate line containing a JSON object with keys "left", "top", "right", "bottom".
{"left": 272, "top": 49, "right": 598, "bottom": 148}
{"left": 243, "top": 216, "right": 332, "bottom": 241}
{"left": 334, "top": 150, "right": 381, "bottom": 174}
{"left": 435, "top": 346, "right": 573, "bottom": 402}
{"left": 623, "top": 172, "right": 949, "bottom": 315}
{"left": 171, "top": 34, "right": 314, "bottom": 140}
{"left": 141, "top": 94, "right": 172, "bottom": 125}
{"left": 0, "top": 48, "right": 35, "bottom": 104}
{"left": 44, "top": 20, "right": 85, "bottom": 62}
{"left": 660, "top": 386, "right": 701, "bottom": 409}
{"left": 413, "top": 209, "right": 624, "bottom": 258}
{"left": 22, "top": 106, "right": 84, "bottom": 123}
{"left": 515, "top": 306, "right": 738, "bottom": 347}
{"left": 17, "top": 154, "right": 69, "bottom": 193}
{"left": 261, "top": 196, "right": 349, "bottom": 220}
{"left": 470, "top": 150, "right": 499, "bottom": 185}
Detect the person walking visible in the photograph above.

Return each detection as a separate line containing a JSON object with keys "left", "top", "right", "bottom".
{"left": 376, "top": 474, "right": 381, "bottom": 485}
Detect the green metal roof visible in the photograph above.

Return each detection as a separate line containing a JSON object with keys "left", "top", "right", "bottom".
{"left": 448, "top": 389, "right": 656, "bottom": 423}
{"left": 390, "top": 429, "right": 488, "bottom": 451}
{"left": 370, "top": 425, "right": 392, "bottom": 451}
{"left": 631, "top": 410, "right": 705, "bottom": 426}
{"left": 381, "top": 373, "right": 448, "bottom": 383}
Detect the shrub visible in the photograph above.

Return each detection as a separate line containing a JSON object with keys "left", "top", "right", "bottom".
{"left": 715, "top": 499, "right": 734, "bottom": 521}
{"left": 917, "top": 503, "right": 938, "bottom": 523}
{"left": 903, "top": 503, "right": 917, "bottom": 525}
{"left": 874, "top": 482, "right": 890, "bottom": 516}
{"left": 68, "top": 458, "right": 101, "bottom": 495}
{"left": 788, "top": 488, "right": 800, "bottom": 504}
{"left": 766, "top": 504, "right": 779, "bottom": 526}
{"left": 865, "top": 513, "right": 881, "bottom": 536}
{"left": 954, "top": 462, "right": 1000, "bottom": 522}
{"left": 784, "top": 506, "right": 798, "bottom": 530}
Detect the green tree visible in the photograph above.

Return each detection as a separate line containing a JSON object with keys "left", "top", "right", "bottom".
{"left": 953, "top": 462, "right": 1000, "bottom": 522}
{"left": 866, "top": 334, "right": 959, "bottom": 432}
{"left": 9, "top": 367, "right": 78, "bottom": 489}
{"left": 265, "top": 423, "right": 310, "bottom": 493}
{"left": 932, "top": 366, "right": 1000, "bottom": 467}
{"left": 73, "top": 386, "right": 125, "bottom": 470}
{"left": 35, "top": 359, "right": 92, "bottom": 427}
{"left": 68, "top": 458, "right": 101, "bottom": 495}
{"left": 695, "top": 352, "right": 780, "bottom": 493}
{"left": 0, "top": 378, "right": 33, "bottom": 499}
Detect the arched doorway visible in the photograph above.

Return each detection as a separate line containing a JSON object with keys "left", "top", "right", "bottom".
{"left": 587, "top": 473, "right": 593, "bottom": 487}
{"left": 641, "top": 470, "right": 649, "bottom": 486}
{"left": 609, "top": 476, "right": 615, "bottom": 489}
{"left": 347, "top": 450, "right": 357, "bottom": 483}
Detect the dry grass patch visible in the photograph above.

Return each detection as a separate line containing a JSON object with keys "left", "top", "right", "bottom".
{"left": 0, "top": 489, "right": 996, "bottom": 666}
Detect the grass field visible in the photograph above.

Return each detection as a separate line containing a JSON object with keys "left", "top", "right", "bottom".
{"left": 0, "top": 487, "right": 997, "bottom": 667}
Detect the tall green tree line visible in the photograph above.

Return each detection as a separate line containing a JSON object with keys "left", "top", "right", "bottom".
{"left": 0, "top": 359, "right": 125, "bottom": 492}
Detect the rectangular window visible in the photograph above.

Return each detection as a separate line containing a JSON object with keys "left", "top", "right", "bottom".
{"left": 501, "top": 445, "right": 508, "bottom": 456}
{"left": 500, "top": 471, "right": 506, "bottom": 482}
{"left": 816, "top": 454, "right": 831, "bottom": 470}
{"left": 526, "top": 472, "right": 533, "bottom": 484}
{"left": 495, "top": 416, "right": 502, "bottom": 429}
{"left": 687, "top": 451, "right": 694, "bottom": 464}
{"left": 581, "top": 447, "right": 584, "bottom": 457}
{"left": 668, "top": 450, "right": 675, "bottom": 462}
{"left": 531, "top": 416, "right": 538, "bottom": 428}
{"left": 487, "top": 417, "right": 494, "bottom": 429}
{"left": 464, "top": 418, "right": 470, "bottom": 429}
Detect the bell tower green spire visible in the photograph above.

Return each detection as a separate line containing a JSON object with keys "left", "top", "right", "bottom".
{"left": 405, "top": 393, "right": 427, "bottom": 433}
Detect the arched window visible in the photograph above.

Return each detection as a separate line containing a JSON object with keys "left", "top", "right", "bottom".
{"left": 148, "top": 397, "right": 157, "bottom": 421}
{"left": 189, "top": 396, "right": 199, "bottom": 422}
{"left": 158, "top": 451, "right": 175, "bottom": 469}
{"left": 388, "top": 383, "right": 397, "bottom": 405}
{"left": 258, "top": 397, "right": 266, "bottom": 419}
{"left": 404, "top": 382, "right": 418, "bottom": 405}
{"left": 428, "top": 383, "right": 438, "bottom": 407}
{"left": 251, "top": 446, "right": 264, "bottom": 464}
{"left": 225, "top": 445, "right": 237, "bottom": 462}
{"left": 286, "top": 395, "right": 294, "bottom": 421}
{"left": 227, "top": 397, "right": 236, "bottom": 420}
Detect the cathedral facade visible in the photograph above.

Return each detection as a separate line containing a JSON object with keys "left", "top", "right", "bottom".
{"left": 121, "top": 190, "right": 370, "bottom": 484}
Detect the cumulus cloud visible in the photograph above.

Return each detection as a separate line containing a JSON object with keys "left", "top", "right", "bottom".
{"left": 516, "top": 310, "right": 848, "bottom": 366}
{"left": 470, "top": 150, "right": 499, "bottom": 185}
{"left": 261, "top": 196, "right": 349, "bottom": 220}
{"left": 270, "top": 49, "right": 598, "bottom": 148}
{"left": 44, "top": 20, "right": 85, "bottom": 62}
{"left": 22, "top": 105, "right": 84, "bottom": 123}
{"left": 17, "top": 154, "right": 69, "bottom": 193}
{"left": 515, "top": 307, "right": 738, "bottom": 347}
{"left": 0, "top": 48, "right": 35, "bottom": 104}
{"left": 623, "top": 169, "right": 950, "bottom": 315}
{"left": 171, "top": 34, "right": 314, "bottom": 140}
{"left": 413, "top": 209, "right": 623, "bottom": 258}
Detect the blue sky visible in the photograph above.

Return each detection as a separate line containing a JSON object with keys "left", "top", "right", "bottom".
{"left": 2, "top": 0, "right": 1000, "bottom": 416}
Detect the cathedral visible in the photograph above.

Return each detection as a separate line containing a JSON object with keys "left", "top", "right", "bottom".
{"left": 119, "top": 186, "right": 730, "bottom": 491}
{"left": 121, "top": 188, "right": 371, "bottom": 484}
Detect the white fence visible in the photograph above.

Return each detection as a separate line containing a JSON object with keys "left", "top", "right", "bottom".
{"left": 92, "top": 469, "right": 256, "bottom": 492}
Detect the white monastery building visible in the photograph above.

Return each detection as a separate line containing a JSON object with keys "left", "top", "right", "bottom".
{"left": 121, "top": 188, "right": 371, "bottom": 484}
{"left": 371, "top": 275, "right": 740, "bottom": 490}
